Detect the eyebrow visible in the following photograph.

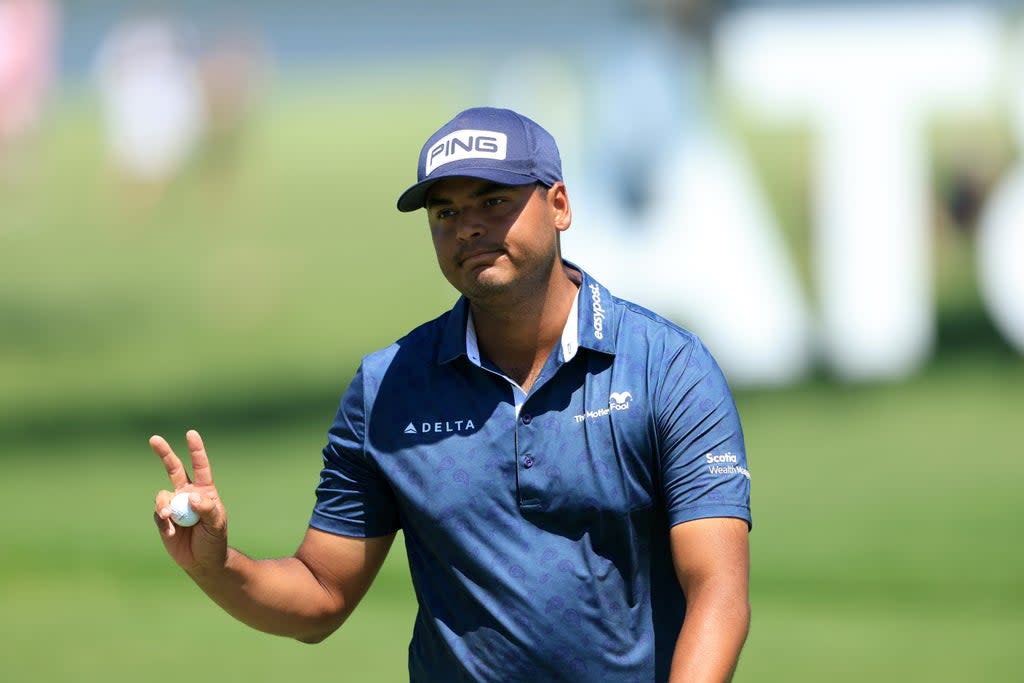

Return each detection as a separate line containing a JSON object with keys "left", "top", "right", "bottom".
{"left": 426, "top": 182, "right": 514, "bottom": 208}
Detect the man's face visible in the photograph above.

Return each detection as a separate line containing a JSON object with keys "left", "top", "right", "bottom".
{"left": 425, "top": 176, "right": 568, "bottom": 302}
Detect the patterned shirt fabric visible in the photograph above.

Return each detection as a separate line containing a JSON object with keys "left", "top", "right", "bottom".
{"left": 310, "top": 263, "right": 751, "bottom": 682}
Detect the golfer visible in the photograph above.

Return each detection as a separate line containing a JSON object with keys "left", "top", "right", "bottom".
{"left": 151, "top": 106, "right": 752, "bottom": 682}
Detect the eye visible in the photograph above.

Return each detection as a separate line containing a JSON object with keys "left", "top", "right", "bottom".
{"left": 484, "top": 197, "right": 506, "bottom": 208}
{"left": 435, "top": 208, "right": 457, "bottom": 220}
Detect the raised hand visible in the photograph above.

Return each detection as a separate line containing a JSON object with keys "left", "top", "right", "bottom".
{"left": 150, "top": 429, "right": 229, "bottom": 574}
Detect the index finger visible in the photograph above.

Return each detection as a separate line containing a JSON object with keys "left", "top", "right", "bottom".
{"left": 185, "top": 429, "right": 215, "bottom": 487}
{"left": 149, "top": 434, "right": 191, "bottom": 489}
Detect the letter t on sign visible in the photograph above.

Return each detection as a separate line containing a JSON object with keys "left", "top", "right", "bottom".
{"left": 717, "top": 6, "right": 1001, "bottom": 379}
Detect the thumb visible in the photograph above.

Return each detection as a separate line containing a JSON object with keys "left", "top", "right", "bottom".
{"left": 189, "top": 490, "right": 227, "bottom": 533}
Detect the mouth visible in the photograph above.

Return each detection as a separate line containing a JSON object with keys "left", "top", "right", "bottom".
{"left": 458, "top": 248, "right": 503, "bottom": 268}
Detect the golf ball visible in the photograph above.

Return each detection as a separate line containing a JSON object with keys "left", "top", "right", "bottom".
{"left": 170, "top": 492, "right": 199, "bottom": 527}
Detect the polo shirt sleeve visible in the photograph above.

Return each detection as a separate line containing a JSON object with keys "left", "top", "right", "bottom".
{"left": 310, "top": 363, "right": 401, "bottom": 537}
{"left": 656, "top": 338, "right": 752, "bottom": 529}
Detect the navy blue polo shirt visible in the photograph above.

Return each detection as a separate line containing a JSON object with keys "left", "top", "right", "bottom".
{"left": 310, "top": 265, "right": 751, "bottom": 682}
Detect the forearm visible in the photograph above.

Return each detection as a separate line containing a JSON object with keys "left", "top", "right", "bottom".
{"left": 187, "top": 547, "right": 348, "bottom": 643}
{"left": 668, "top": 586, "right": 751, "bottom": 683}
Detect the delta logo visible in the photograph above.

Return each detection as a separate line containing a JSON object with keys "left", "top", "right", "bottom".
{"left": 403, "top": 419, "right": 476, "bottom": 435}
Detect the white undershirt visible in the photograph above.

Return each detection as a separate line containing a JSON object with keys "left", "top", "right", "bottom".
{"left": 465, "top": 292, "right": 580, "bottom": 416}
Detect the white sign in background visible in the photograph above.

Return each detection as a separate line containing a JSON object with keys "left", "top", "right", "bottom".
{"left": 714, "top": 5, "right": 1010, "bottom": 383}
{"left": 556, "top": 5, "right": 1023, "bottom": 386}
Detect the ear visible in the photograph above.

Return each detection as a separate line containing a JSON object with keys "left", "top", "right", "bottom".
{"left": 547, "top": 182, "right": 572, "bottom": 233}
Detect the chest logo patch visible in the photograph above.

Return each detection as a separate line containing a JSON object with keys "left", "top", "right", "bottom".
{"left": 573, "top": 390, "right": 634, "bottom": 423}
{"left": 609, "top": 391, "right": 632, "bottom": 405}
{"left": 403, "top": 420, "right": 476, "bottom": 435}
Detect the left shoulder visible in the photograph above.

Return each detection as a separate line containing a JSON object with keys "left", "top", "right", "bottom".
{"left": 607, "top": 294, "right": 733, "bottom": 401}
{"left": 574, "top": 263, "right": 705, "bottom": 359}
{"left": 612, "top": 294, "right": 705, "bottom": 359}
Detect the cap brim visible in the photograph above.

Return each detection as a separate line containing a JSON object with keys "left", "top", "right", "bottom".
{"left": 396, "top": 168, "right": 542, "bottom": 212}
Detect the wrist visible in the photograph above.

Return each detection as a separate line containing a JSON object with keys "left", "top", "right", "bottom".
{"left": 186, "top": 546, "right": 236, "bottom": 584}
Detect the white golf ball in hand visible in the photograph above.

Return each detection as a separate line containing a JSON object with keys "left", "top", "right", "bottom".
{"left": 170, "top": 492, "right": 199, "bottom": 527}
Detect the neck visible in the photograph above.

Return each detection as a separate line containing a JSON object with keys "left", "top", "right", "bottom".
{"left": 470, "top": 263, "right": 580, "bottom": 391}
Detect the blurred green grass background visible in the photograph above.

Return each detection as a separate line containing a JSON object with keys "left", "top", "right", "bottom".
{"left": 2, "top": 81, "right": 1021, "bottom": 682}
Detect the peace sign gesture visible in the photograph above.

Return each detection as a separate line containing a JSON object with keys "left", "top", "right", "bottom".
{"left": 150, "top": 430, "right": 228, "bottom": 573}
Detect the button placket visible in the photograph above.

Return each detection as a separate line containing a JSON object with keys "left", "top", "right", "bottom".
{"left": 516, "top": 400, "right": 543, "bottom": 508}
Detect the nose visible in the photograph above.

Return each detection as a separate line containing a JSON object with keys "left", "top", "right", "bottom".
{"left": 454, "top": 207, "right": 485, "bottom": 242}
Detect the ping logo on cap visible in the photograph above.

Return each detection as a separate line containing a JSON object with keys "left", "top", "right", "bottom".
{"left": 425, "top": 129, "right": 507, "bottom": 175}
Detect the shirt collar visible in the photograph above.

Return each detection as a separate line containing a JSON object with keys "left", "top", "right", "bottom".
{"left": 463, "top": 291, "right": 581, "bottom": 368}
{"left": 572, "top": 262, "right": 617, "bottom": 355}
{"left": 437, "top": 297, "right": 470, "bottom": 365}
{"left": 435, "top": 261, "right": 617, "bottom": 365}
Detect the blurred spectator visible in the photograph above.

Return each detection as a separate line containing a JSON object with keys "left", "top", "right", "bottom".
{"left": 196, "top": 26, "right": 268, "bottom": 185}
{"left": 585, "top": 0, "right": 727, "bottom": 218}
{"left": 93, "top": 12, "right": 206, "bottom": 200}
{"left": 0, "top": 0, "right": 60, "bottom": 181}
{"left": 942, "top": 156, "right": 996, "bottom": 234}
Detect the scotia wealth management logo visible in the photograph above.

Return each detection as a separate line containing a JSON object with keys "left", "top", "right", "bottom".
{"left": 706, "top": 452, "right": 751, "bottom": 480}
